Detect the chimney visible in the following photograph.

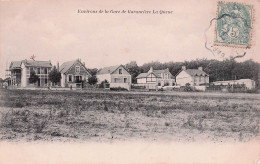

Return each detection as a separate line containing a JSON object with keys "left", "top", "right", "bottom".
{"left": 57, "top": 62, "right": 59, "bottom": 71}
{"left": 198, "top": 67, "right": 203, "bottom": 71}
{"left": 182, "top": 66, "right": 186, "bottom": 70}
{"left": 148, "top": 67, "right": 153, "bottom": 73}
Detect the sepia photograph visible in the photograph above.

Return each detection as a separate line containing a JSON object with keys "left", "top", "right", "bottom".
{"left": 0, "top": 0, "right": 260, "bottom": 163}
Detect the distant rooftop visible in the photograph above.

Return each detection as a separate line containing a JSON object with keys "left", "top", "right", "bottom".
{"left": 184, "top": 69, "right": 208, "bottom": 76}
{"left": 9, "top": 60, "right": 52, "bottom": 69}
{"left": 97, "top": 65, "right": 121, "bottom": 75}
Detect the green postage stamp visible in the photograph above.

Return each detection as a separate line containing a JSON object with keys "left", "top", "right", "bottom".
{"left": 215, "top": 2, "right": 253, "bottom": 48}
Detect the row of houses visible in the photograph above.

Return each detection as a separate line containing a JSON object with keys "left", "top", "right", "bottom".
{"left": 4, "top": 58, "right": 255, "bottom": 91}
{"left": 5, "top": 59, "right": 131, "bottom": 90}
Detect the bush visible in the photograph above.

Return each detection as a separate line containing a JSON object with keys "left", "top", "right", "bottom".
{"left": 131, "top": 85, "right": 145, "bottom": 89}
{"left": 99, "top": 80, "right": 109, "bottom": 88}
{"left": 110, "top": 87, "right": 128, "bottom": 91}
{"left": 184, "top": 83, "right": 193, "bottom": 92}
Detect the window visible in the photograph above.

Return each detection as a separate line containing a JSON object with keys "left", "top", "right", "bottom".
{"left": 119, "top": 69, "right": 122, "bottom": 74}
{"left": 68, "top": 75, "right": 72, "bottom": 82}
{"left": 124, "top": 78, "right": 127, "bottom": 83}
{"left": 75, "top": 66, "right": 80, "bottom": 73}
{"left": 43, "top": 68, "right": 47, "bottom": 74}
{"left": 30, "top": 67, "right": 34, "bottom": 74}
{"left": 45, "top": 79, "right": 48, "bottom": 84}
{"left": 37, "top": 68, "right": 41, "bottom": 74}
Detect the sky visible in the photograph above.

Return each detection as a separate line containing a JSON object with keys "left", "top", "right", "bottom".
{"left": 0, "top": 0, "right": 259, "bottom": 78}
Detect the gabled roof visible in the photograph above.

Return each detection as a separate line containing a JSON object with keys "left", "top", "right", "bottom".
{"left": 9, "top": 61, "right": 22, "bottom": 69}
{"left": 153, "top": 69, "right": 174, "bottom": 78}
{"left": 59, "top": 59, "right": 90, "bottom": 75}
{"left": 97, "top": 65, "right": 127, "bottom": 75}
{"left": 21, "top": 60, "right": 52, "bottom": 68}
{"left": 184, "top": 69, "right": 208, "bottom": 76}
{"left": 9, "top": 60, "right": 52, "bottom": 69}
{"left": 136, "top": 73, "right": 149, "bottom": 79}
{"left": 59, "top": 60, "right": 77, "bottom": 74}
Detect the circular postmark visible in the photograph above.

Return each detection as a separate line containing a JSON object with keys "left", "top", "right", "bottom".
{"left": 204, "top": 1, "right": 254, "bottom": 60}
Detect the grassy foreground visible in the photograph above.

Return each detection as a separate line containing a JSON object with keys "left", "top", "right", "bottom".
{"left": 0, "top": 89, "right": 259, "bottom": 142}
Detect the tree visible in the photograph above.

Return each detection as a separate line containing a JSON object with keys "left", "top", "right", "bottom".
{"left": 125, "top": 61, "right": 141, "bottom": 83}
{"left": 48, "top": 66, "right": 61, "bottom": 85}
{"left": 29, "top": 70, "right": 39, "bottom": 84}
{"left": 88, "top": 76, "right": 98, "bottom": 85}
{"left": 88, "top": 68, "right": 98, "bottom": 76}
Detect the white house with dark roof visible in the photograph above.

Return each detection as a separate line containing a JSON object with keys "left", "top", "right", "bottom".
{"left": 59, "top": 59, "right": 91, "bottom": 88}
{"left": 6, "top": 60, "right": 52, "bottom": 87}
{"left": 176, "top": 66, "right": 209, "bottom": 86}
{"left": 136, "top": 67, "right": 175, "bottom": 86}
{"left": 96, "top": 65, "right": 131, "bottom": 90}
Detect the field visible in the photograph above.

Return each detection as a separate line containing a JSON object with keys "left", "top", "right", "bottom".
{"left": 0, "top": 89, "right": 259, "bottom": 142}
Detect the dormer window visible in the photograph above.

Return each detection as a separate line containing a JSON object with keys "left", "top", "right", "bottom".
{"left": 119, "top": 69, "right": 122, "bottom": 74}
{"left": 75, "top": 66, "right": 80, "bottom": 73}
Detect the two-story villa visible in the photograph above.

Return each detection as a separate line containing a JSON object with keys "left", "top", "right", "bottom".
{"left": 7, "top": 60, "right": 52, "bottom": 87}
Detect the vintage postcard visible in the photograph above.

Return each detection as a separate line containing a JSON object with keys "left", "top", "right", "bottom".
{"left": 0, "top": 0, "right": 260, "bottom": 163}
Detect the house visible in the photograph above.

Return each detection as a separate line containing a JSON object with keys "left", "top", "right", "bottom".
{"left": 59, "top": 59, "right": 91, "bottom": 88}
{"left": 136, "top": 67, "right": 175, "bottom": 87}
{"left": 212, "top": 79, "right": 256, "bottom": 90}
{"left": 6, "top": 60, "right": 52, "bottom": 88}
{"left": 176, "top": 66, "right": 209, "bottom": 86}
{"left": 96, "top": 65, "right": 131, "bottom": 90}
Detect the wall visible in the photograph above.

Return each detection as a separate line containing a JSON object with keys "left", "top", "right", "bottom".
{"left": 21, "top": 63, "right": 27, "bottom": 87}
{"left": 137, "top": 78, "right": 147, "bottom": 84}
{"left": 111, "top": 74, "right": 131, "bottom": 84}
{"left": 61, "top": 74, "right": 66, "bottom": 87}
{"left": 176, "top": 71, "right": 192, "bottom": 86}
{"left": 193, "top": 76, "right": 209, "bottom": 86}
{"left": 110, "top": 83, "right": 131, "bottom": 90}
{"left": 96, "top": 74, "right": 111, "bottom": 84}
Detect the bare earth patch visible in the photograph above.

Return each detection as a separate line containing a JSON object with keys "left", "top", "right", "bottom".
{"left": 0, "top": 89, "right": 259, "bottom": 142}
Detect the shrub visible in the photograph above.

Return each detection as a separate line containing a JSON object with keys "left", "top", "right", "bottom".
{"left": 110, "top": 87, "right": 128, "bottom": 91}
{"left": 184, "top": 83, "right": 193, "bottom": 92}
{"left": 99, "top": 80, "right": 109, "bottom": 88}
